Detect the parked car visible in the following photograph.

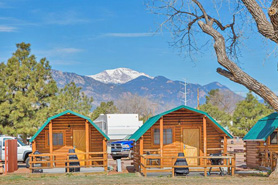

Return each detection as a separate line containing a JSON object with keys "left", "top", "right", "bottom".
{"left": 0, "top": 135, "right": 32, "bottom": 168}
{"left": 111, "top": 140, "right": 133, "bottom": 160}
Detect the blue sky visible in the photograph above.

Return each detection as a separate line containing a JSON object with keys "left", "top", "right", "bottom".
{"left": 0, "top": 0, "right": 278, "bottom": 96}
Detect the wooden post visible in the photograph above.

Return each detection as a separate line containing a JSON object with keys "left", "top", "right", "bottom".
{"left": 271, "top": 151, "right": 274, "bottom": 171}
{"left": 232, "top": 154, "right": 235, "bottom": 176}
{"left": 197, "top": 88, "right": 200, "bottom": 110}
{"left": 203, "top": 116, "right": 207, "bottom": 176}
{"left": 228, "top": 158, "right": 231, "bottom": 174}
{"left": 140, "top": 137, "right": 144, "bottom": 156}
{"left": 103, "top": 139, "right": 107, "bottom": 171}
{"left": 85, "top": 120, "right": 89, "bottom": 167}
{"left": 223, "top": 135, "right": 227, "bottom": 154}
{"left": 66, "top": 155, "right": 69, "bottom": 173}
{"left": 143, "top": 158, "right": 147, "bottom": 177}
{"left": 140, "top": 137, "right": 144, "bottom": 172}
{"left": 203, "top": 116, "right": 207, "bottom": 156}
{"left": 143, "top": 157, "right": 147, "bottom": 177}
{"left": 4, "top": 140, "right": 7, "bottom": 175}
{"left": 160, "top": 117, "right": 164, "bottom": 168}
{"left": 32, "top": 140, "right": 36, "bottom": 152}
{"left": 265, "top": 137, "right": 270, "bottom": 166}
{"left": 172, "top": 157, "right": 175, "bottom": 178}
{"left": 49, "top": 121, "right": 53, "bottom": 167}
{"left": 223, "top": 135, "right": 227, "bottom": 166}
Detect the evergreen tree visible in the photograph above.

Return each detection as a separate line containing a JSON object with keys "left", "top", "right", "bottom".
{"left": 0, "top": 43, "right": 58, "bottom": 141}
{"left": 199, "top": 103, "right": 231, "bottom": 127}
{"left": 199, "top": 89, "right": 232, "bottom": 128}
{"left": 91, "top": 101, "right": 118, "bottom": 120}
{"left": 47, "top": 82, "right": 93, "bottom": 117}
{"left": 231, "top": 91, "right": 273, "bottom": 137}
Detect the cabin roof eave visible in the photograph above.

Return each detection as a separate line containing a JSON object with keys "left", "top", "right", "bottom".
{"left": 243, "top": 112, "right": 278, "bottom": 141}
{"left": 129, "top": 105, "right": 233, "bottom": 141}
{"left": 30, "top": 110, "right": 110, "bottom": 143}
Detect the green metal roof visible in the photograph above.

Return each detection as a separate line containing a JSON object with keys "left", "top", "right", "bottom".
{"left": 30, "top": 110, "right": 110, "bottom": 142}
{"left": 243, "top": 112, "right": 278, "bottom": 141}
{"left": 129, "top": 105, "right": 233, "bottom": 141}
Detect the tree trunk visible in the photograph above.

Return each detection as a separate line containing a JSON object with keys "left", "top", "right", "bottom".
{"left": 241, "top": 0, "right": 278, "bottom": 43}
{"left": 197, "top": 20, "right": 278, "bottom": 112}
{"left": 22, "top": 133, "right": 27, "bottom": 144}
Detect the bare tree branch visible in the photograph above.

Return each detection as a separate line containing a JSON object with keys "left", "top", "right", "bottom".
{"left": 148, "top": 0, "right": 278, "bottom": 110}
{"left": 241, "top": 0, "right": 278, "bottom": 42}
{"left": 198, "top": 20, "right": 278, "bottom": 110}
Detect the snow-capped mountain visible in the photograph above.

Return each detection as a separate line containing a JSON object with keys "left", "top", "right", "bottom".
{"left": 52, "top": 68, "right": 243, "bottom": 111}
{"left": 88, "top": 68, "right": 153, "bottom": 84}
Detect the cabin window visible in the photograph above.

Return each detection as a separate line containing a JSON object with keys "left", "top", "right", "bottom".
{"left": 52, "top": 133, "right": 64, "bottom": 145}
{"left": 153, "top": 128, "right": 173, "bottom": 145}
{"left": 270, "top": 132, "right": 278, "bottom": 144}
{"left": 46, "top": 131, "right": 66, "bottom": 147}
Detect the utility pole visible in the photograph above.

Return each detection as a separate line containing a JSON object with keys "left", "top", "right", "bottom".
{"left": 184, "top": 79, "right": 187, "bottom": 106}
{"left": 197, "top": 88, "right": 200, "bottom": 110}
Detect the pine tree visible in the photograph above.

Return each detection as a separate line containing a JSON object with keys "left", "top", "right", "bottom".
{"left": 0, "top": 43, "right": 58, "bottom": 141}
{"left": 91, "top": 101, "right": 118, "bottom": 120}
{"left": 199, "top": 89, "right": 232, "bottom": 128}
{"left": 199, "top": 103, "right": 231, "bottom": 127}
{"left": 231, "top": 91, "right": 273, "bottom": 137}
{"left": 47, "top": 82, "right": 93, "bottom": 117}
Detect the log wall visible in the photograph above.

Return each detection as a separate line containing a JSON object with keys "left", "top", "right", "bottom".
{"left": 133, "top": 140, "right": 141, "bottom": 172}
{"left": 245, "top": 141, "right": 260, "bottom": 168}
{"left": 133, "top": 108, "right": 228, "bottom": 169}
{"left": 34, "top": 114, "right": 106, "bottom": 165}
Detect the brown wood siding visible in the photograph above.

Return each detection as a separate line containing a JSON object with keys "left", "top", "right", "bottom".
{"left": 34, "top": 114, "right": 105, "bottom": 166}
{"left": 245, "top": 141, "right": 260, "bottom": 168}
{"left": 133, "top": 108, "right": 226, "bottom": 168}
{"left": 133, "top": 140, "right": 141, "bottom": 171}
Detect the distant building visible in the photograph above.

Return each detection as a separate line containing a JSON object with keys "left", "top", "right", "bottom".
{"left": 93, "top": 114, "right": 143, "bottom": 140}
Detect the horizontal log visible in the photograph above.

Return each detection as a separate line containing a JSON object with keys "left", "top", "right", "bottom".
{"left": 30, "top": 158, "right": 105, "bottom": 164}
{"left": 30, "top": 164, "right": 106, "bottom": 170}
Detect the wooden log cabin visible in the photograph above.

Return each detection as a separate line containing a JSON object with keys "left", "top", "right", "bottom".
{"left": 243, "top": 112, "right": 278, "bottom": 170}
{"left": 29, "top": 110, "right": 110, "bottom": 170}
{"left": 130, "top": 105, "right": 233, "bottom": 172}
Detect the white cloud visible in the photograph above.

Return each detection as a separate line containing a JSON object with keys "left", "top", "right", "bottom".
{"left": 43, "top": 11, "right": 90, "bottom": 25}
{"left": 35, "top": 47, "right": 83, "bottom": 59}
{"left": 101, "top": 32, "right": 155, "bottom": 38}
{"left": 0, "top": 25, "right": 17, "bottom": 32}
{"left": 50, "top": 60, "right": 81, "bottom": 66}
{"left": 0, "top": 2, "right": 12, "bottom": 9}
{"left": 34, "top": 47, "right": 83, "bottom": 66}
{"left": 55, "top": 48, "right": 83, "bottom": 54}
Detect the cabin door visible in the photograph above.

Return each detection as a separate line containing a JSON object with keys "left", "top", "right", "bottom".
{"left": 182, "top": 128, "right": 200, "bottom": 165}
{"left": 73, "top": 130, "right": 86, "bottom": 166}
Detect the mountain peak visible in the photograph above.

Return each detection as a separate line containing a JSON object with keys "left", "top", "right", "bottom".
{"left": 88, "top": 68, "right": 153, "bottom": 84}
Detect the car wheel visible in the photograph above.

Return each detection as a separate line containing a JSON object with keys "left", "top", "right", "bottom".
{"left": 25, "top": 157, "right": 30, "bottom": 168}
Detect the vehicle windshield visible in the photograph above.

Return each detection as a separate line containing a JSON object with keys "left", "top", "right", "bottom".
{"left": 17, "top": 139, "right": 26, "bottom": 146}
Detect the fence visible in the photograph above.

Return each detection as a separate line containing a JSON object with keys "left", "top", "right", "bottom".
{"left": 140, "top": 154, "right": 236, "bottom": 177}
{"left": 29, "top": 152, "right": 108, "bottom": 173}
{"left": 256, "top": 145, "right": 278, "bottom": 171}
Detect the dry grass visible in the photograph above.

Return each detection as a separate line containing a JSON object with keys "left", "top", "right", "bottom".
{"left": 0, "top": 173, "right": 278, "bottom": 185}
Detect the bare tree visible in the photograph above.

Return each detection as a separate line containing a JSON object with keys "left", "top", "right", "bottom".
{"left": 148, "top": 0, "right": 278, "bottom": 176}
{"left": 148, "top": 0, "right": 278, "bottom": 112}
{"left": 115, "top": 93, "right": 158, "bottom": 122}
{"left": 205, "top": 89, "right": 242, "bottom": 114}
